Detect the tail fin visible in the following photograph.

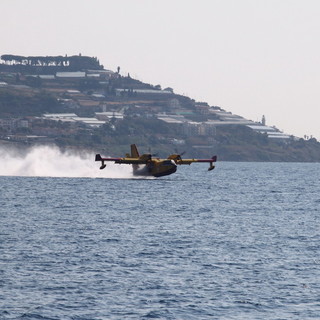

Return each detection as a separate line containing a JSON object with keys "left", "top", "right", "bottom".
{"left": 130, "top": 144, "right": 140, "bottom": 158}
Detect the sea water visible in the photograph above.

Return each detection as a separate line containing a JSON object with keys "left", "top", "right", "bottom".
{"left": 1, "top": 158, "right": 320, "bottom": 319}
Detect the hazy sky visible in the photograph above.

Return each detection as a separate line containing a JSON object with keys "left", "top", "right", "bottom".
{"left": 2, "top": 0, "right": 320, "bottom": 139}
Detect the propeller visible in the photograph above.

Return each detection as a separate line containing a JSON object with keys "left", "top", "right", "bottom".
{"left": 175, "top": 148, "right": 186, "bottom": 160}
{"left": 168, "top": 149, "right": 186, "bottom": 162}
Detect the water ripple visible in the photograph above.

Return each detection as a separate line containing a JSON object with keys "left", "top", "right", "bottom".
{"left": 1, "top": 162, "right": 320, "bottom": 319}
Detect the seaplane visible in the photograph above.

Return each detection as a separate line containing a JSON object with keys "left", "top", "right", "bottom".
{"left": 95, "top": 144, "right": 217, "bottom": 177}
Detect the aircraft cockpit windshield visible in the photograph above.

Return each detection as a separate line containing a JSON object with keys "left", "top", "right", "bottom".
{"left": 162, "top": 160, "right": 176, "bottom": 166}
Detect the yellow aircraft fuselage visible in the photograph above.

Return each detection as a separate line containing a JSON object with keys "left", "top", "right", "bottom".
{"left": 132, "top": 158, "right": 177, "bottom": 177}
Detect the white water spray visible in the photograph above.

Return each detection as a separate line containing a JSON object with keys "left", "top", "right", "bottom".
{"left": 0, "top": 145, "right": 135, "bottom": 178}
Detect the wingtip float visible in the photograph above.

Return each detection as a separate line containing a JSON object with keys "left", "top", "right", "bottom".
{"left": 95, "top": 144, "right": 217, "bottom": 177}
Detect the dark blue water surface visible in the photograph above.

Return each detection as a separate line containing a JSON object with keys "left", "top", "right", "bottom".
{"left": 1, "top": 162, "right": 320, "bottom": 319}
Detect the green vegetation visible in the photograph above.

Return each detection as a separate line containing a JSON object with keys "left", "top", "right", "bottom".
{"left": 48, "top": 120, "right": 320, "bottom": 162}
{"left": 0, "top": 90, "right": 67, "bottom": 116}
{"left": 213, "top": 126, "right": 320, "bottom": 161}
{"left": 0, "top": 54, "right": 103, "bottom": 71}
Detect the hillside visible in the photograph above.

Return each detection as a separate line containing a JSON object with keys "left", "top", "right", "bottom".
{"left": 1, "top": 53, "right": 320, "bottom": 162}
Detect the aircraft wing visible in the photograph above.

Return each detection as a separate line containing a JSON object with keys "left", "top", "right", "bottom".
{"left": 95, "top": 154, "right": 148, "bottom": 169}
{"left": 175, "top": 155, "right": 217, "bottom": 171}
